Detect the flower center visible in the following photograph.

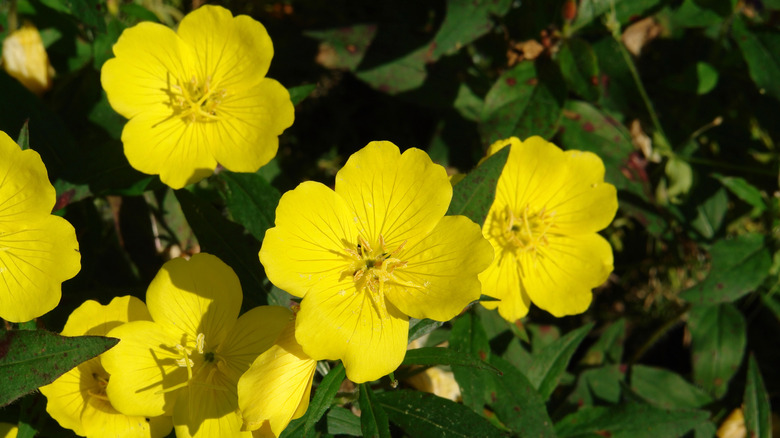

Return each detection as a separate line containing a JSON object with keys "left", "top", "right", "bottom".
{"left": 497, "top": 205, "right": 555, "bottom": 254}
{"left": 341, "top": 234, "right": 420, "bottom": 296}
{"left": 168, "top": 75, "right": 227, "bottom": 124}
{"left": 157, "top": 332, "right": 228, "bottom": 394}
{"left": 86, "top": 369, "right": 111, "bottom": 401}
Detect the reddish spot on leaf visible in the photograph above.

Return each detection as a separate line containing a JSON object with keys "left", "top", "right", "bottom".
{"left": 590, "top": 75, "right": 599, "bottom": 86}
{"left": 539, "top": 325, "right": 552, "bottom": 333}
{"left": 583, "top": 122, "right": 595, "bottom": 132}
{"left": 54, "top": 189, "right": 75, "bottom": 211}
{"left": 0, "top": 331, "right": 15, "bottom": 359}
{"left": 513, "top": 406, "right": 521, "bottom": 412}
{"left": 346, "top": 44, "right": 357, "bottom": 54}
{"left": 714, "top": 377, "right": 723, "bottom": 386}
{"left": 716, "top": 283, "right": 724, "bottom": 290}
{"left": 479, "top": 350, "right": 487, "bottom": 361}
{"left": 595, "top": 431, "right": 612, "bottom": 437}
{"left": 378, "top": 84, "right": 390, "bottom": 93}
{"left": 506, "top": 77, "right": 517, "bottom": 86}
{"left": 527, "top": 78, "right": 539, "bottom": 86}
{"left": 604, "top": 116, "right": 621, "bottom": 127}
{"left": 577, "top": 398, "right": 584, "bottom": 407}
{"left": 619, "top": 364, "right": 627, "bottom": 374}
{"left": 490, "top": 392, "right": 497, "bottom": 403}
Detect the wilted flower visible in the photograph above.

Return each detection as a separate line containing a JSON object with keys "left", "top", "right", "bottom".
{"left": 260, "top": 141, "right": 493, "bottom": 383}
{"left": 0, "top": 130, "right": 80, "bottom": 322}
{"left": 101, "top": 254, "right": 291, "bottom": 438}
{"left": 39, "top": 296, "right": 173, "bottom": 438}
{"left": 2, "top": 23, "right": 53, "bottom": 95}
{"left": 101, "top": 5, "right": 294, "bottom": 189}
{"left": 479, "top": 136, "right": 617, "bottom": 321}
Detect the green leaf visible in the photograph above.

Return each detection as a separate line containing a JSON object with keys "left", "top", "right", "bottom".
{"left": 567, "top": 365, "right": 624, "bottom": 406}
{"left": 556, "top": 403, "right": 710, "bottom": 438}
{"left": 359, "top": 384, "right": 391, "bottom": 438}
{"left": 695, "top": 62, "right": 719, "bottom": 95}
{"left": 744, "top": 355, "right": 772, "bottom": 438}
{"left": 630, "top": 365, "right": 713, "bottom": 409}
{"left": 37, "top": 0, "right": 106, "bottom": 33}
{"left": 714, "top": 174, "right": 766, "bottom": 213}
{"left": 218, "top": 171, "right": 281, "bottom": 242}
{"left": 526, "top": 323, "right": 593, "bottom": 400}
{"left": 732, "top": 18, "right": 780, "bottom": 102}
{"left": 480, "top": 58, "right": 566, "bottom": 143}
{"left": 92, "top": 18, "right": 125, "bottom": 70}
{"left": 15, "top": 121, "right": 29, "bottom": 150}
{"left": 408, "top": 319, "right": 444, "bottom": 343}
{"left": 430, "top": 0, "right": 512, "bottom": 59}
{"left": 489, "top": 356, "right": 555, "bottom": 437}
{"left": 175, "top": 189, "right": 267, "bottom": 307}
{"left": 305, "top": 24, "right": 377, "bottom": 71}
{"left": 581, "top": 318, "right": 626, "bottom": 366}
{"left": 0, "top": 330, "right": 118, "bottom": 407}
{"left": 664, "top": 157, "right": 694, "bottom": 203}
{"left": 327, "top": 406, "right": 362, "bottom": 436}
{"left": 375, "top": 390, "right": 506, "bottom": 438}
{"left": 446, "top": 146, "right": 509, "bottom": 226}
{"left": 693, "top": 0, "right": 736, "bottom": 16}
{"left": 449, "top": 312, "right": 494, "bottom": 414}
{"left": 557, "top": 100, "right": 644, "bottom": 195}
{"left": 691, "top": 188, "right": 728, "bottom": 239}
{"left": 680, "top": 233, "right": 772, "bottom": 304}
{"left": 305, "top": 363, "right": 347, "bottom": 434}
{"left": 687, "top": 303, "right": 746, "bottom": 398}
{"left": 570, "top": 0, "right": 665, "bottom": 32}
{"left": 402, "top": 347, "right": 501, "bottom": 375}
{"left": 355, "top": 46, "right": 429, "bottom": 94}
{"left": 288, "top": 84, "right": 317, "bottom": 106}
{"left": 557, "top": 38, "right": 600, "bottom": 101}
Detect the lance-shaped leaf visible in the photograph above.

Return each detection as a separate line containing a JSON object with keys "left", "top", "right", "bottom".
{"left": 402, "top": 347, "right": 501, "bottom": 375}
{"left": 304, "top": 363, "right": 347, "bottom": 433}
{"left": 218, "top": 171, "right": 281, "bottom": 242}
{"left": 490, "top": 356, "right": 555, "bottom": 437}
{"left": 744, "top": 355, "right": 772, "bottom": 438}
{"left": 556, "top": 403, "right": 709, "bottom": 438}
{"left": 288, "top": 84, "right": 317, "bottom": 106}
{"left": 688, "top": 303, "right": 746, "bottom": 398}
{"left": 449, "top": 312, "right": 494, "bottom": 414}
{"left": 680, "top": 233, "right": 771, "bottom": 304}
{"left": 375, "top": 390, "right": 506, "bottom": 438}
{"left": 447, "top": 146, "right": 509, "bottom": 226}
{"left": 526, "top": 323, "right": 594, "bottom": 400}
{"left": 0, "top": 330, "right": 118, "bottom": 407}
{"left": 732, "top": 17, "right": 780, "bottom": 102}
{"left": 359, "top": 384, "right": 391, "bottom": 438}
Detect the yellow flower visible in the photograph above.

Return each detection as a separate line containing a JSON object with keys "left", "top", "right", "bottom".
{"left": 1, "top": 23, "right": 53, "bottom": 95}
{"left": 39, "top": 296, "right": 173, "bottom": 438}
{"left": 101, "top": 253, "right": 292, "bottom": 438}
{"left": 260, "top": 141, "right": 494, "bottom": 383}
{"left": 237, "top": 311, "right": 316, "bottom": 437}
{"left": 0, "top": 130, "right": 80, "bottom": 322}
{"left": 479, "top": 136, "right": 617, "bottom": 321}
{"left": 101, "top": 5, "right": 294, "bottom": 189}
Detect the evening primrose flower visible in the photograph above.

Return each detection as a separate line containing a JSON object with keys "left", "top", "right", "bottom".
{"left": 101, "top": 254, "right": 291, "bottom": 438}
{"left": 479, "top": 136, "right": 617, "bottom": 322}
{"left": 2, "top": 23, "right": 53, "bottom": 95}
{"left": 238, "top": 311, "right": 316, "bottom": 437}
{"left": 260, "top": 141, "right": 493, "bottom": 383}
{"left": 0, "top": 130, "right": 80, "bottom": 323}
{"left": 101, "top": 5, "right": 294, "bottom": 189}
{"left": 39, "top": 296, "right": 173, "bottom": 438}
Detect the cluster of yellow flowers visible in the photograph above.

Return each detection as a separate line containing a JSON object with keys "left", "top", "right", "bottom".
{"left": 0, "top": 4, "right": 617, "bottom": 438}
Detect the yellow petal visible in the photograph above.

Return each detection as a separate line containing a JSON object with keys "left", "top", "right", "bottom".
{"left": 61, "top": 295, "right": 151, "bottom": 337}
{"left": 260, "top": 181, "right": 357, "bottom": 297}
{"left": 103, "top": 320, "right": 185, "bottom": 417}
{"left": 524, "top": 233, "right": 613, "bottom": 317}
{"left": 296, "top": 285, "right": 409, "bottom": 383}
{"left": 147, "top": 254, "right": 242, "bottom": 347}
{"left": 176, "top": 5, "right": 273, "bottom": 89}
{"left": 387, "top": 216, "right": 493, "bottom": 321}
{"left": 208, "top": 78, "right": 294, "bottom": 173}
{"left": 121, "top": 109, "right": 217, "bottom": 189}
{"left": 40, "top": 359, "right": 94, "bottom": 436}
{"left": 478, "top": 249, "right": 531, "bottom": 322}
{"left": 238, "top": 320, "right": 317, "bottom": 435}
{"left": 101, "top": 22, "right": 190, "bottom": 119}
{"left": 0, "top": 131, "right": 55, "bottom": 222}
{"left": 173, "top": 380, "right": 251, "bottom": 438}
{"left": 0, "top": 216, "right": 80, "bottom": 322}
{"left": 218, "top": 306, "right": 293, "bottom": 382}
{"left": 0, "top": 423, "right": 17, "bottom": 438}
{"left": 334, "top": 142, "right": 451, "bottom": 249}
